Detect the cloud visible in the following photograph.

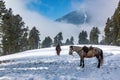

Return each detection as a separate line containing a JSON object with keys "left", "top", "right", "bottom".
{"left": 4, "top": 0, "right": 119, "bottom": 43}
{"left": 71, "top": 0, "right": 119, "bottom": 26}
{"left": 4, "top": 0, "right": 83, "bottom": 43}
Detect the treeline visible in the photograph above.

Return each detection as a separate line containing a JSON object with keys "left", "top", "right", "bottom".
{"left": 104, "top": 1, "right": 120, "bottom": 46}
{"left": 38, "top": 27, "right": 100, "bottom": 47}
{"left": 0, "top": 0, "right": 40, "bottom": 55}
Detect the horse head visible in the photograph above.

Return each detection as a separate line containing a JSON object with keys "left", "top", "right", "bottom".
{"left": 69, "top": 46, "right": 74, "bottom": 55}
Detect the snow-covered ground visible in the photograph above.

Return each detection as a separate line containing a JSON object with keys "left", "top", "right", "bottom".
{"left": 0, "top": 45, "right": 120, "bottom": 80}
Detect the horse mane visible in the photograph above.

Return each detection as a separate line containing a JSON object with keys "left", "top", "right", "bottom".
{"left": 82, "top": 46, "right": 89, "bottom": 53}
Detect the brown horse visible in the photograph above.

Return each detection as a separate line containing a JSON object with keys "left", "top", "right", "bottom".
{"left": 55, "top": 44, "right": 61, "bottom": 56}
{"left": 69, "top": 46, "right": 103, "bottom": 68}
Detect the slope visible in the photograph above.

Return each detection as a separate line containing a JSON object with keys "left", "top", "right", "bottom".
{"left": 0, "top": 45, "right": 120, "bottom": 80}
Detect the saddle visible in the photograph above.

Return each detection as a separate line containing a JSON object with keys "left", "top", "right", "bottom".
{"left": 82, "top": 46, "right": 93, "bottom": 53}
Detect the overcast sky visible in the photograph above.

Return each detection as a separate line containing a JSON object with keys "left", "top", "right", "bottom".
{"left": 5, "top": 0, "right": 119, "bottom": 43}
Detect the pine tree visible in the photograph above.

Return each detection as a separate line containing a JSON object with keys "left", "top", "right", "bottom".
{"left": 115, "top": 1, "right": 120, "bottom": 45}
{"left": 53, "top": 32, "right": 63, "bottom": 46}
{"left": 78, "top": 30, "right": 89, "bottom": 44}
{"left": 0, "top": 0, "right": 7, "bottom": 55}
{"left": 0, "top": 0, "right": 6, "bottom": 20}
{"left": 70, "top": 36, "right": 74, "bottom": 45}
{"left": 112, "top": 9, "right": 119, "bottom": 45}
{"left": 104, "top": 1, "right": 120, "bottom": 45}
{"left": 65, "top": 38, "right": 70, "bottom": 45}
{"left": 1, "top": 8, "right": 28, "bottom": 54}
{"left": 104, "top": 18, "right": 113, "bottom": 44}
{"left": 64, "top": 36, "right": 74, "bottom": 45}
{"left": 90, "top": 27, "right": 100, "bottom": 44}
{"left": 28, "top": 27, "right": 40, "bottom": 49}
{"left": 21, "top": 27, "right": 29, "bottom": 51}
{"left": 41, "top": 36, "right": 52, "bottom": 48}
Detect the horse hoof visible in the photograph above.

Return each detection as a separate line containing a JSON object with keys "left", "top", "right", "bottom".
{"left": 79, "top": 65, "right": 84, "bottom": 68}
{"left": 97, "top": 66, "right": 100, "bottom": 68}
{"left": 79, "top": 65, "right": 82, "bottom": 67}
{"left": 80, "top": 66, "right": 84, "bottom": 68}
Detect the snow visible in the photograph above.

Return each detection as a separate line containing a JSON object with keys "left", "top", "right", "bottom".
{"left": 0, "top": 45, "right": 120, "bottom": 80}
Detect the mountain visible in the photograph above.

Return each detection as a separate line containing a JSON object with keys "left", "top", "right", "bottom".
{"left": 55, "top": 10, "right": 91, "bottom": 25}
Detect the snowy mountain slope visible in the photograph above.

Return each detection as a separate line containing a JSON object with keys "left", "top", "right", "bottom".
{"left": 0, "top": 45, "right": 120, "bottom": 80}
{"left": 55, "top": 11, "right": 91, "bottom": 25}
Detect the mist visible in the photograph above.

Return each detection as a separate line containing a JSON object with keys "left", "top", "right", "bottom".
{"left": 5, "top": 0, "right": 119, "bottom": 44}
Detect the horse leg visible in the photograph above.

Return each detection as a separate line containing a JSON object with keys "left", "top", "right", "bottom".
{"left": 96, "top": 55, "right": 100, "bottom": 68}
{"left": 79, "top": 55, "right": 84, "bottom": 68}
{"left": 97, "top": 56, "right": 100, "bottom": 68}
{"left": 80, "top": 58, "right": 82, "bottom": 66}
{"left": 80, "top": 58, "right": 84, "bottom": 68}
{"left": 97, "top": 59, "right": 100, "bottom": 68}
{"left": 100, "top": 50, "right": 103, "bottom": 66}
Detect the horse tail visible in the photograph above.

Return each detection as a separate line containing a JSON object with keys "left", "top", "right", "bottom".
{"left": 100, "top": 49, "right": 103, "bottom": 66}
